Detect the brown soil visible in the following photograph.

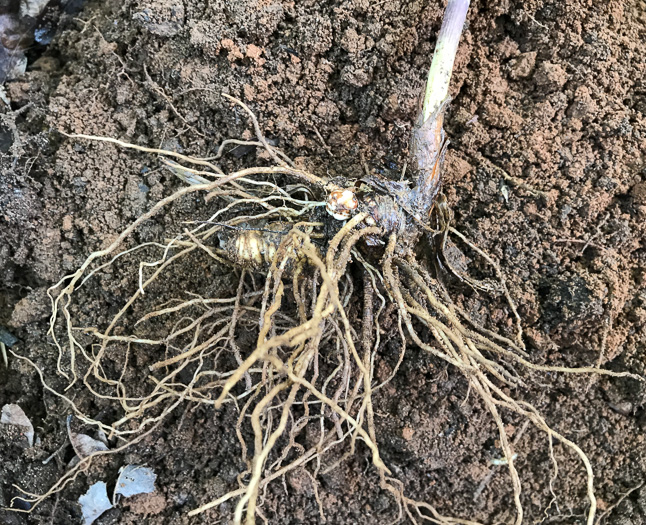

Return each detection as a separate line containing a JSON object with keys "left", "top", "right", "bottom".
{"left": 2, "top": 0, "right": 646, "bottom": 523}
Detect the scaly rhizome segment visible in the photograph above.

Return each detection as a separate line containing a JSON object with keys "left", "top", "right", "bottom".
{"left": 10, "top": 1, "right": 644, "bottom": 524}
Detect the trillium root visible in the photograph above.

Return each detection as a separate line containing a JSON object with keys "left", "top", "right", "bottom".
{"left": 14, "top": 101, "right": 642, "bottom": 525}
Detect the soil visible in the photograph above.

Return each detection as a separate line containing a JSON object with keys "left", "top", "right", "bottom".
{"left": 2, "top": 0, "right": 646, "bottom": 524}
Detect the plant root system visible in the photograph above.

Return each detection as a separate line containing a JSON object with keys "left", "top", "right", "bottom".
{"left": 12, "top": 96, "right": 643, "bottom": 525}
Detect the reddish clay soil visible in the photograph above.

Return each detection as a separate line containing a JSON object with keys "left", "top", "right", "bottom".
{"left": 1, "top": 0, "right": 646, "bottom": 524}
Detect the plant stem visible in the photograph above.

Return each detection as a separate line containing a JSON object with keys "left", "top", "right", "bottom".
{"left": 422, "top": 0, "right": 470, "bottom": 122}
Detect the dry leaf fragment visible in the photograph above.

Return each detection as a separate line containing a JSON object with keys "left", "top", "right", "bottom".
{"left": 1, "top": 403, "right": 34, "bottom": 446}
{"left": 78, "top": 482, "right": 113, "bottom": 525}
{"left": 114, "top": 465, "right": 157, "bottom": 498}
{"left": 67, "top": 416, "right": 109, "bottom": 458}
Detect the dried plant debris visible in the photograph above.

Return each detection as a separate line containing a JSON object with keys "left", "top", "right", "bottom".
{"left": 78, "top": 482, "right": 112, "bottom": 525}
{"left": 67, "top": 416, "right": 109, "bottom": 459}
{"left": 78, "top": 466, "right": 158, "bottom": 524}
{"left": 114, "top": 465, "right": 157, "bottom": 499}
{"left": 69, "top": 432, "right": 109, "bottom": 459}
{"left": 0, "top": 403, "right": 34, "bottom": 447}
